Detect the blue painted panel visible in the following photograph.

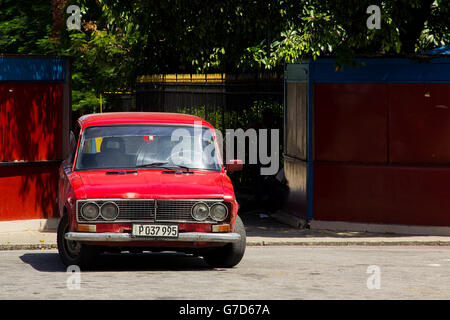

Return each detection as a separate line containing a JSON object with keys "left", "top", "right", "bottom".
{"left": 310, "top": 58, "right": 450, "bottom": 83}
{"left": 0, "top": 57, "right": 66, "bottom": 82}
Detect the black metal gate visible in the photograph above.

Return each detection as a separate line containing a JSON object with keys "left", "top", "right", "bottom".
{"left": 135, "top": 73, "right": 283, "bottom": 132}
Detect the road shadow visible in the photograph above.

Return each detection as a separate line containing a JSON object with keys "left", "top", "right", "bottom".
{"left": 19, "top": 251, "right": 214, "bottom": 273}
{"left": 20, "top": 252, "right": 66, "bottom": 272}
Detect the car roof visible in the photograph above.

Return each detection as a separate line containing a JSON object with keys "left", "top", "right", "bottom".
{"left": 78, "top": 112, "right": 214, "bottom": 129}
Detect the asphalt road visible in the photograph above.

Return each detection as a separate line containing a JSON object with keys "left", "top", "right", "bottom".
{"left": 0, "top": 246, "right": 449, "bottom": 300}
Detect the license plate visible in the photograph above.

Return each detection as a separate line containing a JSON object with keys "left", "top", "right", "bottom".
{"left": 132, "top": 224, "right": 178, "bottom": 238}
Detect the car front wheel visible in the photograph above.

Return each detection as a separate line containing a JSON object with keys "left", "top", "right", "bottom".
{"left": 203, "top": 215, "right": 246, "bottom": 268}
{"left": 57, "top": 214, "right": 99, "bottom": 269}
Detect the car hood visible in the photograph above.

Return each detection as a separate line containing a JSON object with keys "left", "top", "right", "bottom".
{"left": 74, "top": 169, "right": 225, "bottom": 200}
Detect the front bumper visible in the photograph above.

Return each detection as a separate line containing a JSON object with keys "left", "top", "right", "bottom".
{"left": 65, "top": 232, "right": 241, "bottom": 243}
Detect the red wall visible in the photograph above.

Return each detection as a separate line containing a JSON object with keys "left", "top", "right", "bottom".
{"left": 314, "top": 163, "right": 450, "bottom": 226}
{"left": 0, "top": 83, "right": 64, "bottom": 221}
{"left": 0, "top": 83, "right": 63, "bottom": 162}
{"left": 389, "top": 84, "right": 450, "bottom": 164}
{"left": 0, "top": 163, "right": 59, "bottom": 221}
{"left": 314, "top": 83, "right": 388, "bottom": 163}
{"left": 313, "top": 83, "right": 450, "bottom": 226}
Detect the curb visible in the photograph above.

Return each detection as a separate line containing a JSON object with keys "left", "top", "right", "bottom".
{"left": 1, "top": 239, "right": 450, "bottom": 250}
{"left": 246, "top": 240, "right": 450, "bottom": 246}
{"left": 0, "top": 244, "right": 57, "bottom": 251}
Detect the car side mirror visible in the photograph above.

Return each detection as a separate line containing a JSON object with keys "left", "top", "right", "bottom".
{"left": 226, "top": 159, "right": 243, "bottom": 172}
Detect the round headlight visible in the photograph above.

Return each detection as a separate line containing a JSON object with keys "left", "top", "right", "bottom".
{"left": 81, "top": 202, "right": 100, "bottom": 220}
{"left": 210, "top": 203, "right": 228, "bottom": 221}
{"left": 191, "top": 202, "right": 209, "bottom": 221}
{"left": 100, "top": 202, "right": 119, "bottom": 220}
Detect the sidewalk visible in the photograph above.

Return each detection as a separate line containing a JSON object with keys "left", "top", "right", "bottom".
{"left": 1, "top": 213, "right": 450, "bottom": 250}
{"left": 242, "top": 213, "right": 450, "bottom": 246}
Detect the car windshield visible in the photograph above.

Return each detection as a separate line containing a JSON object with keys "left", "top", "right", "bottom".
{"left": 75, "top": 125, "right": 222, "bottom": 171}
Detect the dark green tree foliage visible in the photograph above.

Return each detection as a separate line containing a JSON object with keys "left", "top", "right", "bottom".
{"left": 0, "top": 0, "right": 52, "bottom": 53}
{"left": 0, "top": 0, "right": 448, "bottom": 111}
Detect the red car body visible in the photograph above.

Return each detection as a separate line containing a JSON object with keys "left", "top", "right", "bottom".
{"left": 57, "top": 112, "right": 245, "bottom": 268}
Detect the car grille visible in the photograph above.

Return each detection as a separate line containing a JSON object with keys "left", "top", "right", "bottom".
{"left": 77, "top": 199, "right": 227, "bottom": 223}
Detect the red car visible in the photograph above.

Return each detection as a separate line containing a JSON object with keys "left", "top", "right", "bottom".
{"left": 57, "top": 112, "right": 245, "bottom": 268}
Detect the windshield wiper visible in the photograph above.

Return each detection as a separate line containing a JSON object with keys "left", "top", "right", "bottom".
{"left": 135, "top": 161, "right": 169, "bottom": 168}
{"left": 136, "top": 162, "right": 193, "bottom": 173}
{"left": 168, "top": 164, "right": 191, "bottom": 172}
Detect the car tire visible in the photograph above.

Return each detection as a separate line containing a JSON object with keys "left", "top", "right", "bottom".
{"left": 203, "top": 215, "right": 246, "bottom": 268}
{"left": 57, "top": 214, "right": 99, "bottom": 269}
